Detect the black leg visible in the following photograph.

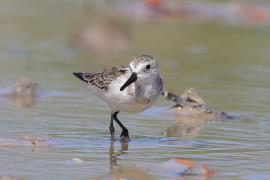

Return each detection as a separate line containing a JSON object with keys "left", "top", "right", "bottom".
{"left": 110, "top": 113, "right": 115, "bottom": 140}
{"left": 112, "top": 111, "right": 130, "bottom": 142}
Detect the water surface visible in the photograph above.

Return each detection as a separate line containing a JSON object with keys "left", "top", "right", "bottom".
{"left": 0, "top": 1, "right": 270, "bottom": 179}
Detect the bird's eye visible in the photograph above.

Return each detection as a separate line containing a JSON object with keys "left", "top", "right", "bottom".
{"left": 146, "top": 64, "right": 151, "bottom": 70}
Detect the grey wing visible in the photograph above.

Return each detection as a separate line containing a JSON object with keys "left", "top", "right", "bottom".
{"left": 73, "top": 66, "right": 129, "bottom": 91}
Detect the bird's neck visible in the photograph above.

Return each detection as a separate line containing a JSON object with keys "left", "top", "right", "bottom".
{"left": 134, "top": 79, "right": 158, "bottom": 98}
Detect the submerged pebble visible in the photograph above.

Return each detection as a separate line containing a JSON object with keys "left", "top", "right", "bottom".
{"left": 72, "top": 158, "right": 83, "bottom": 164}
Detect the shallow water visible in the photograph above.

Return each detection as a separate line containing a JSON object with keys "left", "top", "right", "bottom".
{"left": 0, "top": 0, "right": 270, "bottom": 179}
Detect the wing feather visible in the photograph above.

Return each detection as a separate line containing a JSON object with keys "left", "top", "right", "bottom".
{"left": 73, "top": 66, "right": 129, "bottom": 91}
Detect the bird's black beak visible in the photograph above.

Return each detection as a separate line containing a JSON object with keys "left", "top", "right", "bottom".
{"left": 120, "top": 72, "right": 137, "bottom": 91}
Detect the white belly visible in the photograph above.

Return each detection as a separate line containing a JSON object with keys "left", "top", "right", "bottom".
{"left": 101, "top": 79, "right": 159, "bottom": 113}
{"left": 104, "top": 86, "right": 158, "bottom": 113}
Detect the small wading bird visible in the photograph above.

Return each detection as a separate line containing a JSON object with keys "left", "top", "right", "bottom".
{"left": 73, "top": 55, "right": 163, "bottom": 142}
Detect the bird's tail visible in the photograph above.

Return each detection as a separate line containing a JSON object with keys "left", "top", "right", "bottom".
{"left": 73, "top": 72, "right": 88, "bottom": 83}
{"left": 73, "top": 72, "right": 96, "bottom": 84}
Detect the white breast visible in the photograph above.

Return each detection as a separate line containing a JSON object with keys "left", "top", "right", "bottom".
{"left": 100, "top": 76, "right": 156, "bottom": 112}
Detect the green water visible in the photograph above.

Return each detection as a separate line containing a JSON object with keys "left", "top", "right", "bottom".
{"left": 0, "top": 1, "right": 270, "bottom": 179}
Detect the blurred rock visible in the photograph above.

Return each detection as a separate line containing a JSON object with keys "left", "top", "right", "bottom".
{"left": 0, "top": 77, "right": 39, "bottom": 108}
{"left": 111, "top": 0, "right": 270, "bottom": 25}
{"left": 5, "top": 77, "right": 38, "bottom": 98}
{"left": 0, "top": 176, "right": 21, "bottom": 180}
{"left": 163, "top": 88, "right": 229, "bottom": 138}
{"left": 0, "top": 134, "right": 48, "bottom": 148}
{"left": 73, "top": 17, "right": 131, "bottom": 56}
{"left": 138, "top": 158, "right": 213, "bottom": 178}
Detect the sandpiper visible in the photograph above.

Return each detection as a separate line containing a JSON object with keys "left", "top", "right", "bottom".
{"left": 73, "top": 55, "right": 163, "bottom": 142}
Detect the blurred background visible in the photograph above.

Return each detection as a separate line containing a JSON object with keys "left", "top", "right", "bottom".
{"left": 0, "top": 0, "right": 270, "bottom": 179}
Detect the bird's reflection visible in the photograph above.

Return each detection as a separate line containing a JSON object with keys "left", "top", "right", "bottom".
{"left": 109, "top": 140, "right": 128, "bottom": 169}
{"left": 107, "top": 140, "right": 153, "bottom": 180}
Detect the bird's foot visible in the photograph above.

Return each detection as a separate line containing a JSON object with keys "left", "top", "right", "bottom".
{"left": 120, "top": 129, "right": 130, "bottom": 142}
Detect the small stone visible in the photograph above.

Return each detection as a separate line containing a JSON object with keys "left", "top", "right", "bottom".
{"left": 72, "top": 158, "right": 83, "bottom": 164}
